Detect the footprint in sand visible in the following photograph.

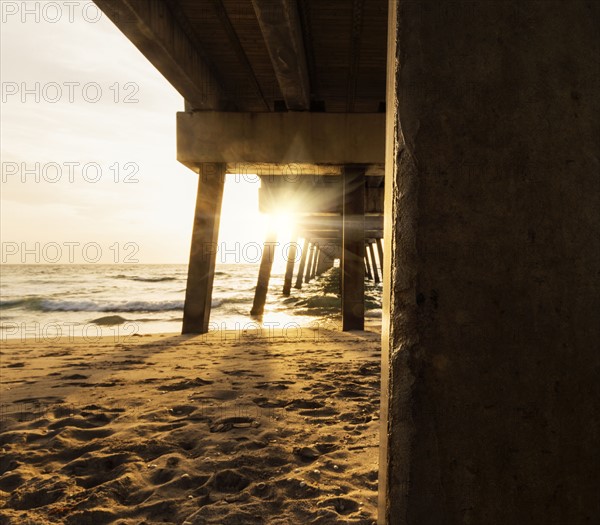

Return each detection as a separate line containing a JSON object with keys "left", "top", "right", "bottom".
{"left": 318, "top": 496, "right": 361, "bottom": 515}
{"left": 298, "top": 406, "right": 340, "bottom": 418}
{"left": 286, "top": 399, "right": 324, "bottom": 410}
{"left": 210, "top": 469, "right": 250, "bottom": 493}
{"left": 63, "top": 373, "right": 88, "bottom": 380}
{"left": 251, "top": 397, "right": 289, "bottom": 408}
{"left": 62, "top": 452, "right": 137, "bottom": 489}
{"left": 8, "top": 477, "right": 69, "bottom": 510}
{"left": 255, "top": 380, "right": 294, "bottom": 390}
{"left": 0, "top": 470, "right": 27, "bottom": 492}
{"left": 158, "top": 377, "right": 213, "bottom": 391}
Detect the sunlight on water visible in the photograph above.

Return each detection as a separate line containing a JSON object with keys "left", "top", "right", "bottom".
{"left": 0, "top": 263, "right": 382, "bottom": 340}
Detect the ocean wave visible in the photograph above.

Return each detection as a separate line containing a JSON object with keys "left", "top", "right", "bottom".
{"left": 44, "top": 299, "right": 186, "bottom": 313}
{"left": 1, "top": 296, "right": 227, "bottom": 313}
{"left": 1, "top": 298, "right": 41, "bottom": 309}
{"left": 113, "top": 275, "right": 179, "bottom": 283}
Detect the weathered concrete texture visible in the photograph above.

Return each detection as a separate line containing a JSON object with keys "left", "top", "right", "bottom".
{"left": 182, "top": 164, "right": 226, "bottom": 334}
{"left": 380, "top": 1, "right": 600, "bottom": 524}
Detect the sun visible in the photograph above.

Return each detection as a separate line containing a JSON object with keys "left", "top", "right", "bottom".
{"left": 268, "top": 212, "right": 296, "bottom": 242}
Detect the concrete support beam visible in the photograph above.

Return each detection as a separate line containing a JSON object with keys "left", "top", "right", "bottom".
{"left": 259, "top": 176, "right": 384, "bottom": 214}
{"left": 182, "top": 164, "right": 225, "bottom": 334}
{"left": 282, "top": 235, "right": 298, "bottom": 296}
{"left": 177, "top": 112, "right": 385, "bottom": 169}
{"left": 252, "top": 0, "right": 311, "bottom": 110}
{"left": 94, "top": 0, "right": 225, "bottom": 110}
{"left": 368, "top": 242, "right": 380, "bottom": 283}
{"left": 342, "top": 167, "right": 365, "bottom": 331}
{"left": 380, "top": 1, "right": 600, "bottom": 523}
{"left": 250, "top": 230, "right": 278, "bottom": 316}
{"left": 294, "top": 239, "right": 310, "bottom": 289}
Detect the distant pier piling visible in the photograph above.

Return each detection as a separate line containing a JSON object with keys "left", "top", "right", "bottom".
{"left": 342, "top": 167, "right": 365, "bottom": 331}
{"left": 295, "top": 239, "right": 309, "bottom": 289}
{"left": 368, "top": 242, "right": 380, "bottom": 283}
{"left": 250, "top": 229, "right": 278, "bottom": 316}
{"left": 283, "top": 234, "right": 298, "bottom": 296}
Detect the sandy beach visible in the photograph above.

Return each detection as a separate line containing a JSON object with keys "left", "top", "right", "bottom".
{"left": 0, "top": 326, "right": 381, "bottom": 524}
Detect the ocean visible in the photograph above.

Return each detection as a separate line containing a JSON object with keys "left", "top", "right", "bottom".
{"left": 0, "top": 264, "right": 382, "bottom": 340}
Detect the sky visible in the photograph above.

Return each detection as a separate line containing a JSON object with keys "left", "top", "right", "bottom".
{"left": 0, "top": 1, "right": 287, "bottom": 265}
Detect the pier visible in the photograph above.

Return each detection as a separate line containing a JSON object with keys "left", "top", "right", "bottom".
{"left": 93, "top": 2, "right": 600, "bottom": 523}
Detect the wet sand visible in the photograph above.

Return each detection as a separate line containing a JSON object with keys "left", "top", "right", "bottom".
{"left": 0, "top": 326, "right": 381, "bottom": 524}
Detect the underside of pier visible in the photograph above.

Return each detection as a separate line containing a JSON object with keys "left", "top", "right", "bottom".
{"left": 95, "top": 1, "right": 600, "bottom": 523}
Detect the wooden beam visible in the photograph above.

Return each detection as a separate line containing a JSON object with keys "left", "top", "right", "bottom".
{"left": 94, "top": 0, "right": 226, "bottom": 110}
{"left": 182, "top": 164, "right": 225, "bottom": 334}
{"left": 252, "top": 0, "right": 311, "bottom": 110}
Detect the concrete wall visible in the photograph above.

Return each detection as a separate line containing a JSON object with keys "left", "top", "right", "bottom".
{"left": 380, "top": 1, "right": 600, "bottom": 524}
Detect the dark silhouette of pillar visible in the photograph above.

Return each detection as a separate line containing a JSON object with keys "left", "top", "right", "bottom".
{"left": 282, "top": 234, "right": 298, "bottom": 296}
{"left": 342, "top": 166, "right": 365, "bottom": 330}
{"left": 316, "top": 246, "right": 332, "bottom": 275}
{"left": 305, "top": 242, "right": 316, "bottom": 283}
{"left": 376, "top": 237, "right": 384, "bottom": 275}
{"left": 250, "top": 229, "right": 278, "bottom": 316}
{"left": 311, "top": 245, "right": 319, "bottom": 279}
{"left": 182, "top": 163, "right": 225, "bottom": 334}
{"left": 294, "top": 238, "right": 309, "bottom": 289}
{"left": 365, "top": 253, "right": 373, "bottom": 280}
{"left": 369, "top": 242, "right": 380, "bottom": 283}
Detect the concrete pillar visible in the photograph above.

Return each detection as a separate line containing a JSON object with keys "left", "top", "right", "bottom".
{"left": 305, "top": 242, "right": 316, "bottom": 283}
{"left": 316, "top": 247, "right": 332, "bottom": 275}
{"left": 311, "top": 246, "right": 319, "bottom": 279}
{"left": 342, "top": 166, "right": 365, "bottom": 330}
{"left": 182, "top": 163, "right": 225, "bottom": 334}
{"left": 376, "top": 237, "right": 384, "bottom": 277}
{"left": 282, "top": 234, "right": 298, "bottom": 296}
{"left": 365, "top": 253, "right": 373, "bottom": 281}
{"left": 250, "top": 229, "right": 278, "bottom": 316}
{"left": 294, "top": 238, "right": 309, "bottom": 289}
{"left": 380, "top": 2, "right": 600, "bottom": 524}
{"left": 369, "top": 242, "right": 380, "bottom": 283}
